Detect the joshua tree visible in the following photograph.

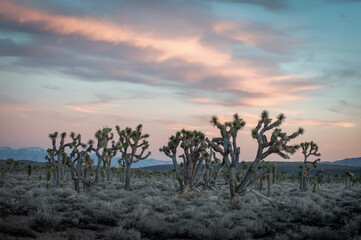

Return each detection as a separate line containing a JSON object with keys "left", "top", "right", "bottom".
{"left": 46, "top": 132, "right": 73, "bottom": 187}
{"left": 266, "top": 163, "right": 276, "bottom": 197}
{"left": 343, "top": 171, "right": 355, "bottom": 188}
{"left": 14, "top": 161, "right": 20, "bottom": 172}
{"left": 118, "top": 158, "right": 126, "bottom": 183}
{"left": 235, "top": 110, "right": 303, "bottom": 196}
{"left": 116, "top": 124, "right": 151, "bottom": 190}
{"left": 241, "top": 161, "right": 249, "bottom": 179}
{"left": 203, "top": 147, "right": 221, "bottom": 189}
{"left": 300, "top": 141, "right": 321, "bottom": 191}
{"left": 27, "top": 164, "right": 32, "bottom": 180}
{"left": 206, "top": 113, "right": 246, "bottom": 197}
{"left": 6, "top": 158, "right": 14, "bottom": 172}
{"left": 311, "top": 170, "right": 324, "bottom": 192}
{"left": 59, "top": 132, "right": 86, "bottom": 193}
{"left": 278, "top": 170, "right": 287, "bottom": 184}
{"left": 103, "top": 144, "right": 117, "bottom": 182}
{"left": 64, "top": 129, "right": 119, "bottom": 193}
{"left": 82, "top": 127, "right": 119, "bottom": 192}
{"left": 160, "top": 129, "right": 210, "bottom": 194}
{"left": 46, "top": 169, "right": 51, "bottom": 189}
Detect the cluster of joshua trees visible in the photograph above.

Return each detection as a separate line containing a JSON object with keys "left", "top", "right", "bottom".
{"left": 46, "top": 124, "right": 150, "bottom": 192}
{"left": 45, "top": 110, "right": 325, "bottom": 199}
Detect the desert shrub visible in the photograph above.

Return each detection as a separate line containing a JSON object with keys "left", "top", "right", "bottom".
{"left": 66, "top": 229, "right": 95, "bottom": 240}
{"left": 0, "top": 199, "right": 37, "bottom": 216}
{"left": 30, "top": 205, "right": 62, "bottom": 232}
{"left": 0, "top": 223, "right": 37, "bottom": 238}
{"left": 164, "top": 212, "right": 181, "bottom": 223}
{"left": 290, "top": 195, "right": 329, "bottom": 226}
{"left": 178, "top": 220, "right": 211, "bottom": 239}
{"left": 299, "top": 226, "right": 344, "bottom": 240}
{"left": 272, "top": 233, "right": 289, "bottom": 240}
{"left": 54, "top": 188, "right": 75, "bottom": 199}
{"left": 78, "top": 200, "right": 120, "bottom": 226}
{"left": 12, "top": 185, "right": 27, "bottom": 195}
{"left": 104, "top": 226, "right": 142, "bottom": 240}
{"left": 62, "top": 210, "right": 84, "bottom": 226}
{"left": 182, "top": 210, "right": 196, "bottom": 219}
{"left": 32, "top": 187, "right": 48, "bottom": 198}
{"left": 153, "top": 203, "right": 173, "bottom": 213}
{"left": 245, "top": 219, "right": 266, "bottom": 236}
{"left": 342, "top": 215, "right": 361, "bottom": 238}
{"left": 92, "top": 208, "right": 119, "bottom": 226}
{"left": 218, "top": 214, "right": 234, "bottom": 228}
{"left": 136, "top": 215, "right": 175, "bottom": 239}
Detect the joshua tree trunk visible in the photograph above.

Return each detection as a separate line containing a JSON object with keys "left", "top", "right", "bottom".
{"left": 107, "top": 167, "right": 111, "bottom": 182}
{"left": 120, "top": 167, "right": 125, "bottom": 183}
{"left": 125, "top": 165, "right": 131, "bottom": 190}
{"left": 67, "top": 166, "right": 70, "bottom": 182}
{"left": 267, "top": 170, "right": 272, "bottom": 197}
{"left": 83, "top": 181, "right": 94, "bottom": 193}
{"left": 258, "top": 177, "right": 264, "bottom": 192}
{"left": 182, "top": 184, "right": 191, "bottom": 195}
{"left": 229, "top": 166, "right": 237, "bottom": 197}
{"left": 60, "top": 166, "right": 64, "bottom": 181}
{"left": 69, "top": 166, "right": 80, "bottom": 193}
{"left": 300, "top": 141, "right": 321, "bottom": 192}
{"left": 301, "top": 165, "right": 307, "bottom": 191}
{"left": 236, "top": 156, "right": 262, "bottom": 195}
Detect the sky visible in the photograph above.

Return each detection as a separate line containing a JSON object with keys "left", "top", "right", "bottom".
{"left": 0, "top": 0, "right": 360, "bottom": 162}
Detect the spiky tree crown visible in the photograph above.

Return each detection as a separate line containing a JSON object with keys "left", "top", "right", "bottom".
{"left": 210, "top": 116, "right": 219, "bottom": 126}
{"left": 209, "top": 113, "right": 246, "bottom": 136}
{"left": 49, "top": 131, "right": 58, "bottom": 139}
{"left": 116, "top": 124, "right": 151, "bottom": 162}
{"left": 251, "top": 111, "right": 304, "bottom": 160}
{"left": 301, "top": 141, "right": 321, "bottom": 157}
{"left": 160, "top": 129, "right": 209, "bottom": 161}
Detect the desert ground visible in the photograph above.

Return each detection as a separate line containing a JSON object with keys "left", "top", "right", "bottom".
{"left": 1, "top": 169, "right": 361, "bottom": 240}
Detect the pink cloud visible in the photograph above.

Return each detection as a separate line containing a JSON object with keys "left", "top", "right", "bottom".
{"left": 0, "top": 1, "right": 320, "bottom": 108}
{"left": 65, "top": 105, "right": 101, "bottom": 114}
{"left": 213, "top": 20, "right": 304, "bottom": 53}
{"left": 0, "top": 0, "right": 229, "bottom": 67}
{"left": 287, "top": 120, "right": 356, "bottom": 128}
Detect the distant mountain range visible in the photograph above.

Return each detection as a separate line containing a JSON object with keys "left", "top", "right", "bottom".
{"left": 0, "top": 147, "right": 48, "bottom": 162}
{"left": 320, "top": 157, "right": 361, "bottom": 167}
{"left": 0, "top": 147, "right": 171, "bottom": 168}
{"left": 0, "top": 146, "right": 360, "bottom": 168}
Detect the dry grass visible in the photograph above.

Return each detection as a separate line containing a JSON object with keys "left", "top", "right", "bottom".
{"left": 0, "top": 172, "right": 360, "bottom": 239}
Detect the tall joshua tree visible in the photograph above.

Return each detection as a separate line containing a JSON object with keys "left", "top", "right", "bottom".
{"left": 66, "top": 132, "right": 89, "bottom": 193}
{"left": 46, "top": 132, "right": 73, "bottom": 187}
{"left": 300, "top": 141, "right": 321, "bottom": 191}
{"left": 67, "top": 128, "right": 119, "bottom": 192}
{"left": 83, "top": 127, "right": 119, "bottom": 191}
{"left": 116, "top": 124, "right": 150, "bottom": 190}
{"left": 235, "top": 111, "right": 303, "bottom": 195}
{"left": 160, "top": 129, "right": 210, "bottom": 194}
{"left": 206, "top": 113, "right": 246, "bottom": 197}
{"left": 103, "top": 141, "right": 118, "bottom": 182}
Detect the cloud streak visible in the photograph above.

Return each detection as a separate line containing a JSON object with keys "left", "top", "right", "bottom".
{"left": 0, "top": 0, "right": 228, "bottom": 67}
{"left": 0, "top": 0, "right": 321, "bottom": 109}
{"left": 288, "top": 120, "right": 356, "bottom": 128}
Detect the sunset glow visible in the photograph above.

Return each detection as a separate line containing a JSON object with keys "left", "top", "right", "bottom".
{"left": 0, "top": 0, "right": 360, "bottom": 162}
